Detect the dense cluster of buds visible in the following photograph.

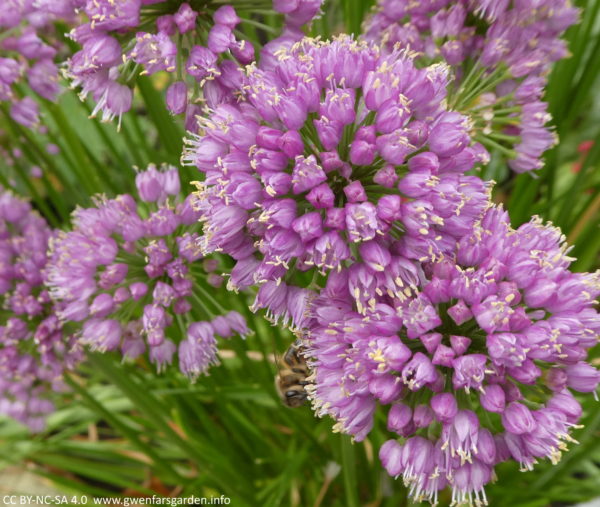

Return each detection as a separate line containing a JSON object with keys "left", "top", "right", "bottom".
{"left": 186, "top": 35, "right": 491, "bottom": 331}
{"left": 0, "top": 0, "right": 79, "bottom": 129}
{"left": 306, "top": 204, "right": 600, "bottom": 503}
{"left": 0, "top": 189, "right": 81, "bottom": 431}
{"left": 364, "top": 0, "right": 579, "bottom": 172}
{"left": 46, "top": 165, "right": 248, "bottom": 379}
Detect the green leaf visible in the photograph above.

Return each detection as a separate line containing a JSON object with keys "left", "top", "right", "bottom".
{"left": 63, "top": 374, "right": 184, "bottom": 485}
{"left": 136, "top": 75, "right": 184, "bottom": 160}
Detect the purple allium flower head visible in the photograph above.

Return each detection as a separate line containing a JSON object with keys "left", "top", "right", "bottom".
{"left": 364, "top": 0, "right": 578, "bottom": 172}
{"left": 65, "top": 0, "right": 259, "bottom": 127}
{"left": 185, "top": 36, "right": 489, "bottom": 329}
{"left": 305, "top": 204, "right": 600, "bottom": 503}
{"left": 46, "top": 165, "right": 249, "bottom": 378}
{"left": 0, "top": 189, "right": 82, "bottom": 432}
{"left": 0, "top": 1, "right": 76, "bottom": 125}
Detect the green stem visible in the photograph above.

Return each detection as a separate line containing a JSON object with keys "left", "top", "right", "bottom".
{"left": 340, "top": 435, "right": 360, "bottom": 507}
{"left": 475, "top": 135, "right": 517, "bottom": 158}
{"left": 239, "top": 18, "right": 279, "bottom": 34}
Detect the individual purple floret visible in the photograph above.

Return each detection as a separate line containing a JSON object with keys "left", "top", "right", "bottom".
{"left": 273, "top": 0, "right": 323, "bottom": 27}
{"left": 129, "top": 32, "right": 177, "bottom": 75}
{"left": 46, "top": 165, "right": 249, "bottom": 379}
{"left": 10, "top": 97, "right": 40, "bottom": 128}
{"left": 185, "top": 35, "right": 489, "bottom": 328}
{"left": 0, "top": 189, "right": 82, "bottom": 432}
{"left": 262, "top": 0, "right": 324, "bottom": 68}
{"left": 364, "top": 0, "right": 579, "bottom": 172}
{"left": 305, "top": 204, "right": 600, "bottom": 504}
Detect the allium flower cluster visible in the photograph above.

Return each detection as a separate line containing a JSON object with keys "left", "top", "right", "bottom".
{"left": 46, "top": 165, "right": 248, "bottom": 379}
{"left": 65, "top": 1, "right": 268, "bottom": 130}
{"left": 364, "top": 0, "right": 580, "bottom": 172}
{"left": 0, "top": 0, "right": 79, "bottom": 129}
{"left": 186, "top": 35, "right": 490, "bottom": 328}
{"left": 306, "top": 204, "right": 600, "bottom": 504}
{"left": 0, "top": 189, "right": 81, "bottom": 431}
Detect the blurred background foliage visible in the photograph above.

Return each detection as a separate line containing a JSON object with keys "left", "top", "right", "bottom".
{"left": 0, "top": 0, "right": 599, "bottom": 505}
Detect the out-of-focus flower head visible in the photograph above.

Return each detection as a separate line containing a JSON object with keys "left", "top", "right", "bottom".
{"left": 46, "top": 164, "right": 249, "bottom": 379}
{"left": 0, "top": 0, "right": 80, "bottom": 129}
{"left": 64, "top": 0, "right": 279, "bottom": 130}
{"left": 185, "top": 35, "right": 490, "bottom": 329}
{"left": 364, "top": 0, "right": 580, "bottom": 172}
{"left": 306, "top": 204, "right": 600, "bottom": 503}
{"left": 0, "top": 189, "right": 82, "bottom": 431}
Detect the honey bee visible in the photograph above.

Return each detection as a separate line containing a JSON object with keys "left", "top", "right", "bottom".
{"left": 275, "top": 338, "right": 312, "bottom": 408}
